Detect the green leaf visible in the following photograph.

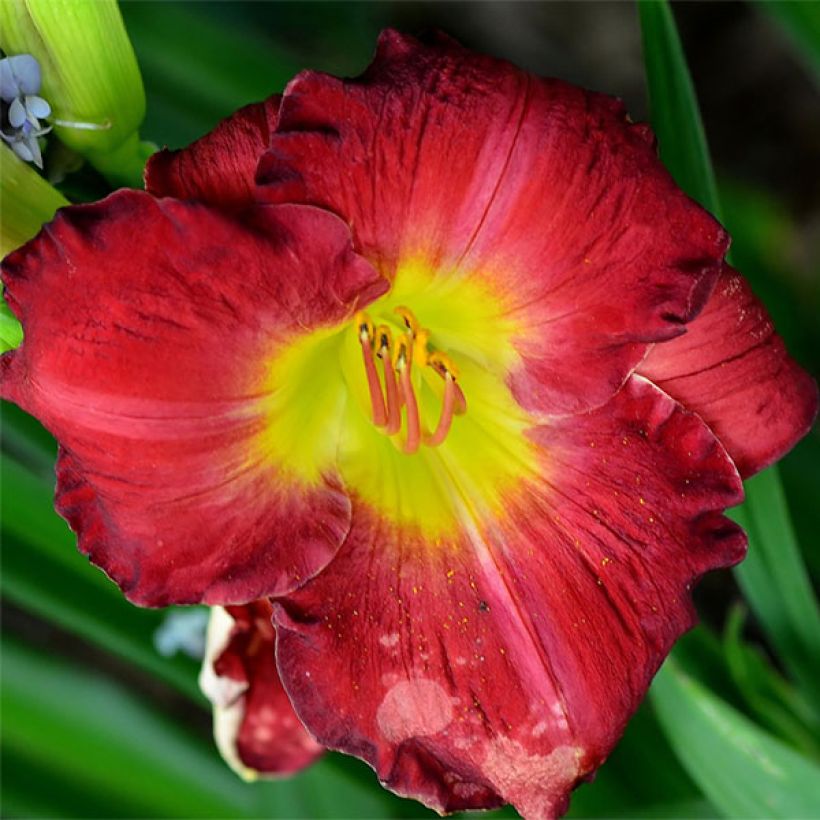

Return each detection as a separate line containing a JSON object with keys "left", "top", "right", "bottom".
{"left": 723, "top": 605, "right": 820, "bottom": 757}
{"left": 1, "top": 633, "right": 430, "bottom": 818}
{"left": 1, "top": 453, "right": 203, "bottom": 702}
{"left": 1, "top": 403, "right": 56, "bottom": 479}
{"left": 651, "top": 656, "right": 820, "bottom": 819}
{"left": 756, "top": 0, "right": 820, "bottom": 83}
{"left": 730, "top": 470, "right": 820, "bottom": 711}
{"left": 1, "top": 635, "right": 261, "bottom": 817}
{"left": 718, "top": 180, "right": 820, "bottom": 370}
{"left": 637, "top": 0, "right": 720, "bottom": 214}
{"left": 568, "top": 701, "right": 713, "bottom": 817}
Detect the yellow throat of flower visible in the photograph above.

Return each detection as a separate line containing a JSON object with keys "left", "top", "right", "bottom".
{"left": 256, "top": 260, "right": 541, "bottom": 537}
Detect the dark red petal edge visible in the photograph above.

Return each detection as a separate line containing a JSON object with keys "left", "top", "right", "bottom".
{"left": 145, "top": 96, "right": 281, "bottom": 210}
{"left": 639, "top": 264, "right": 818, "bottom": 477}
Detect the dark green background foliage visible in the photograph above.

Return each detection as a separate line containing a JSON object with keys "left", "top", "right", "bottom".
{"left": 2, "top": 2, "right": 819, "bottom": 817}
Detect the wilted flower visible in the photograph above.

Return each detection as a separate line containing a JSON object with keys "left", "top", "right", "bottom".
{"left": 199, "top": 602, "right": 324, "bottom": 780}
{"left": 1, "top": 30, "right": 816, "bottom": 819}
{"left": 0, "top": 54, "right": 51, "bottom": 167}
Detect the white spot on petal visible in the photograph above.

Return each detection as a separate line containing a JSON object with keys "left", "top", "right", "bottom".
{"left": 376, "top": 679, "right": 453, "bottom": 743}
{"left": 482, "top": 738, "right": 583, "bottom": 818}
{"left": 531, "top": 720, "right": 549, "bottom": 738}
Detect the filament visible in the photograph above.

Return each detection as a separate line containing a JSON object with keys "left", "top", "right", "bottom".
{"left": 425, "top": 372, "right": 457, "bottom": 447}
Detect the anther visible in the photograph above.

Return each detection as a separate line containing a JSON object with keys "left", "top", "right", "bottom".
{"left": 356, "top": 312, "right": 387, "bottom": 427}
{"left": 394, "top": 306, "right": 421, "bottom": 336}
{"left": 427, "top": 351, "right": 467, "bottom": 415}
{"left": 413, "top": 328, "right": 430, "bottom": 369}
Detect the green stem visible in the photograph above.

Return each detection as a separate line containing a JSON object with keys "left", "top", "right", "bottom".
{"left": 87, "top": 132, "right": 157, "bottom": 189}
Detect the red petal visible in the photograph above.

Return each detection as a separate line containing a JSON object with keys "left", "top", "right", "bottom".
{"left": 145, "top": 96, "right": 281, "bottom": 209}
{"left": 639, "top": 266, "right": 819, "bottom": 477}
{"left": 259, "top": 30, "right": 727, "bottom": 415}
{"left": 200, "top": 601, "right": 324, "bottom": 777}
{"left": 273, "top": 376, "right": 744, "bottom": 816}
{"left": 1, "top": 190, "right": 386, "bottom": 605}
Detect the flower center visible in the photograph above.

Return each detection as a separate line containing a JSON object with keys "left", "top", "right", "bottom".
{"left": 356, "top": 306, "right": 467, "bottom": 454}
{"left": 256, "top": 261, "right": 541, "bottom": 536}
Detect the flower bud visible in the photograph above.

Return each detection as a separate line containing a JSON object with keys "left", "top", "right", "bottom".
{"left": 1, "top": 142, "right": 68, "bottom": 350}
{"left": 1, "top": 143, "right": 67, "bottom": 256}
{"left": 0, "top": 0, "right": 151, "bottom": 186}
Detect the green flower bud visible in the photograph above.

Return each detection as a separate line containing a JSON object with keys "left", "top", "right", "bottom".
{"left": 1, "top": 142, "right": 67, "bottom": 256}
{"left": 0, "top": 0, "right": 152, "bottom": 187}
{"left": 1, "top": 142, "right": 68, "bottom": 350}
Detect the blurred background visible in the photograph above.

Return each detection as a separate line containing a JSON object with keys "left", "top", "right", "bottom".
{"left": 2, "top": 2, "right": 818, "bottom": 818}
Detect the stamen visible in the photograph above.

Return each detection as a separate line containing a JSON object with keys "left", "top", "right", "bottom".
{"left": 453, "top": 383, "right": 468, "bottom": 416}
{"left": 357, "top": 313, "right": 387, "bottom": 427}
{"left": 413, "top": 328, "right": 430, "bottom": 368}
{"left": 396, "top": 334, "right": 421, "bottom": 454}
{"left": 394, "top": 305, "right": 421, "bottom": 336}
{"left": 376, "top": 325, "right": 402, "bottom": 435}
{"left": 351, "top": 308, "right": 465, "bottom": 449}
{"left": 428, "top": 351, "right": 467, "bottom": 415}
{"left": 425, "top": 371, "right": 457, "bottom": 447}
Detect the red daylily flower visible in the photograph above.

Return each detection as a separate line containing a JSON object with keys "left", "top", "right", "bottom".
{"left": 199, "top": 600, "right": 323, "bottom": 779}
{"left": 1, "top": 30, "right": 816, "bottom": 819}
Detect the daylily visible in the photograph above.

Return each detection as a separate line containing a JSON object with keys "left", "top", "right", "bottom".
{"left": 1, "top": 30, "right": 816, "bottom": 819}
{"left": 199, "top": 602, "right": 323, "bottom": 780}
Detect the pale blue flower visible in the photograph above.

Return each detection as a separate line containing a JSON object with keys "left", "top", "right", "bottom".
{"left": 1, "top": 53, "right": 52, "bottom": 168}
